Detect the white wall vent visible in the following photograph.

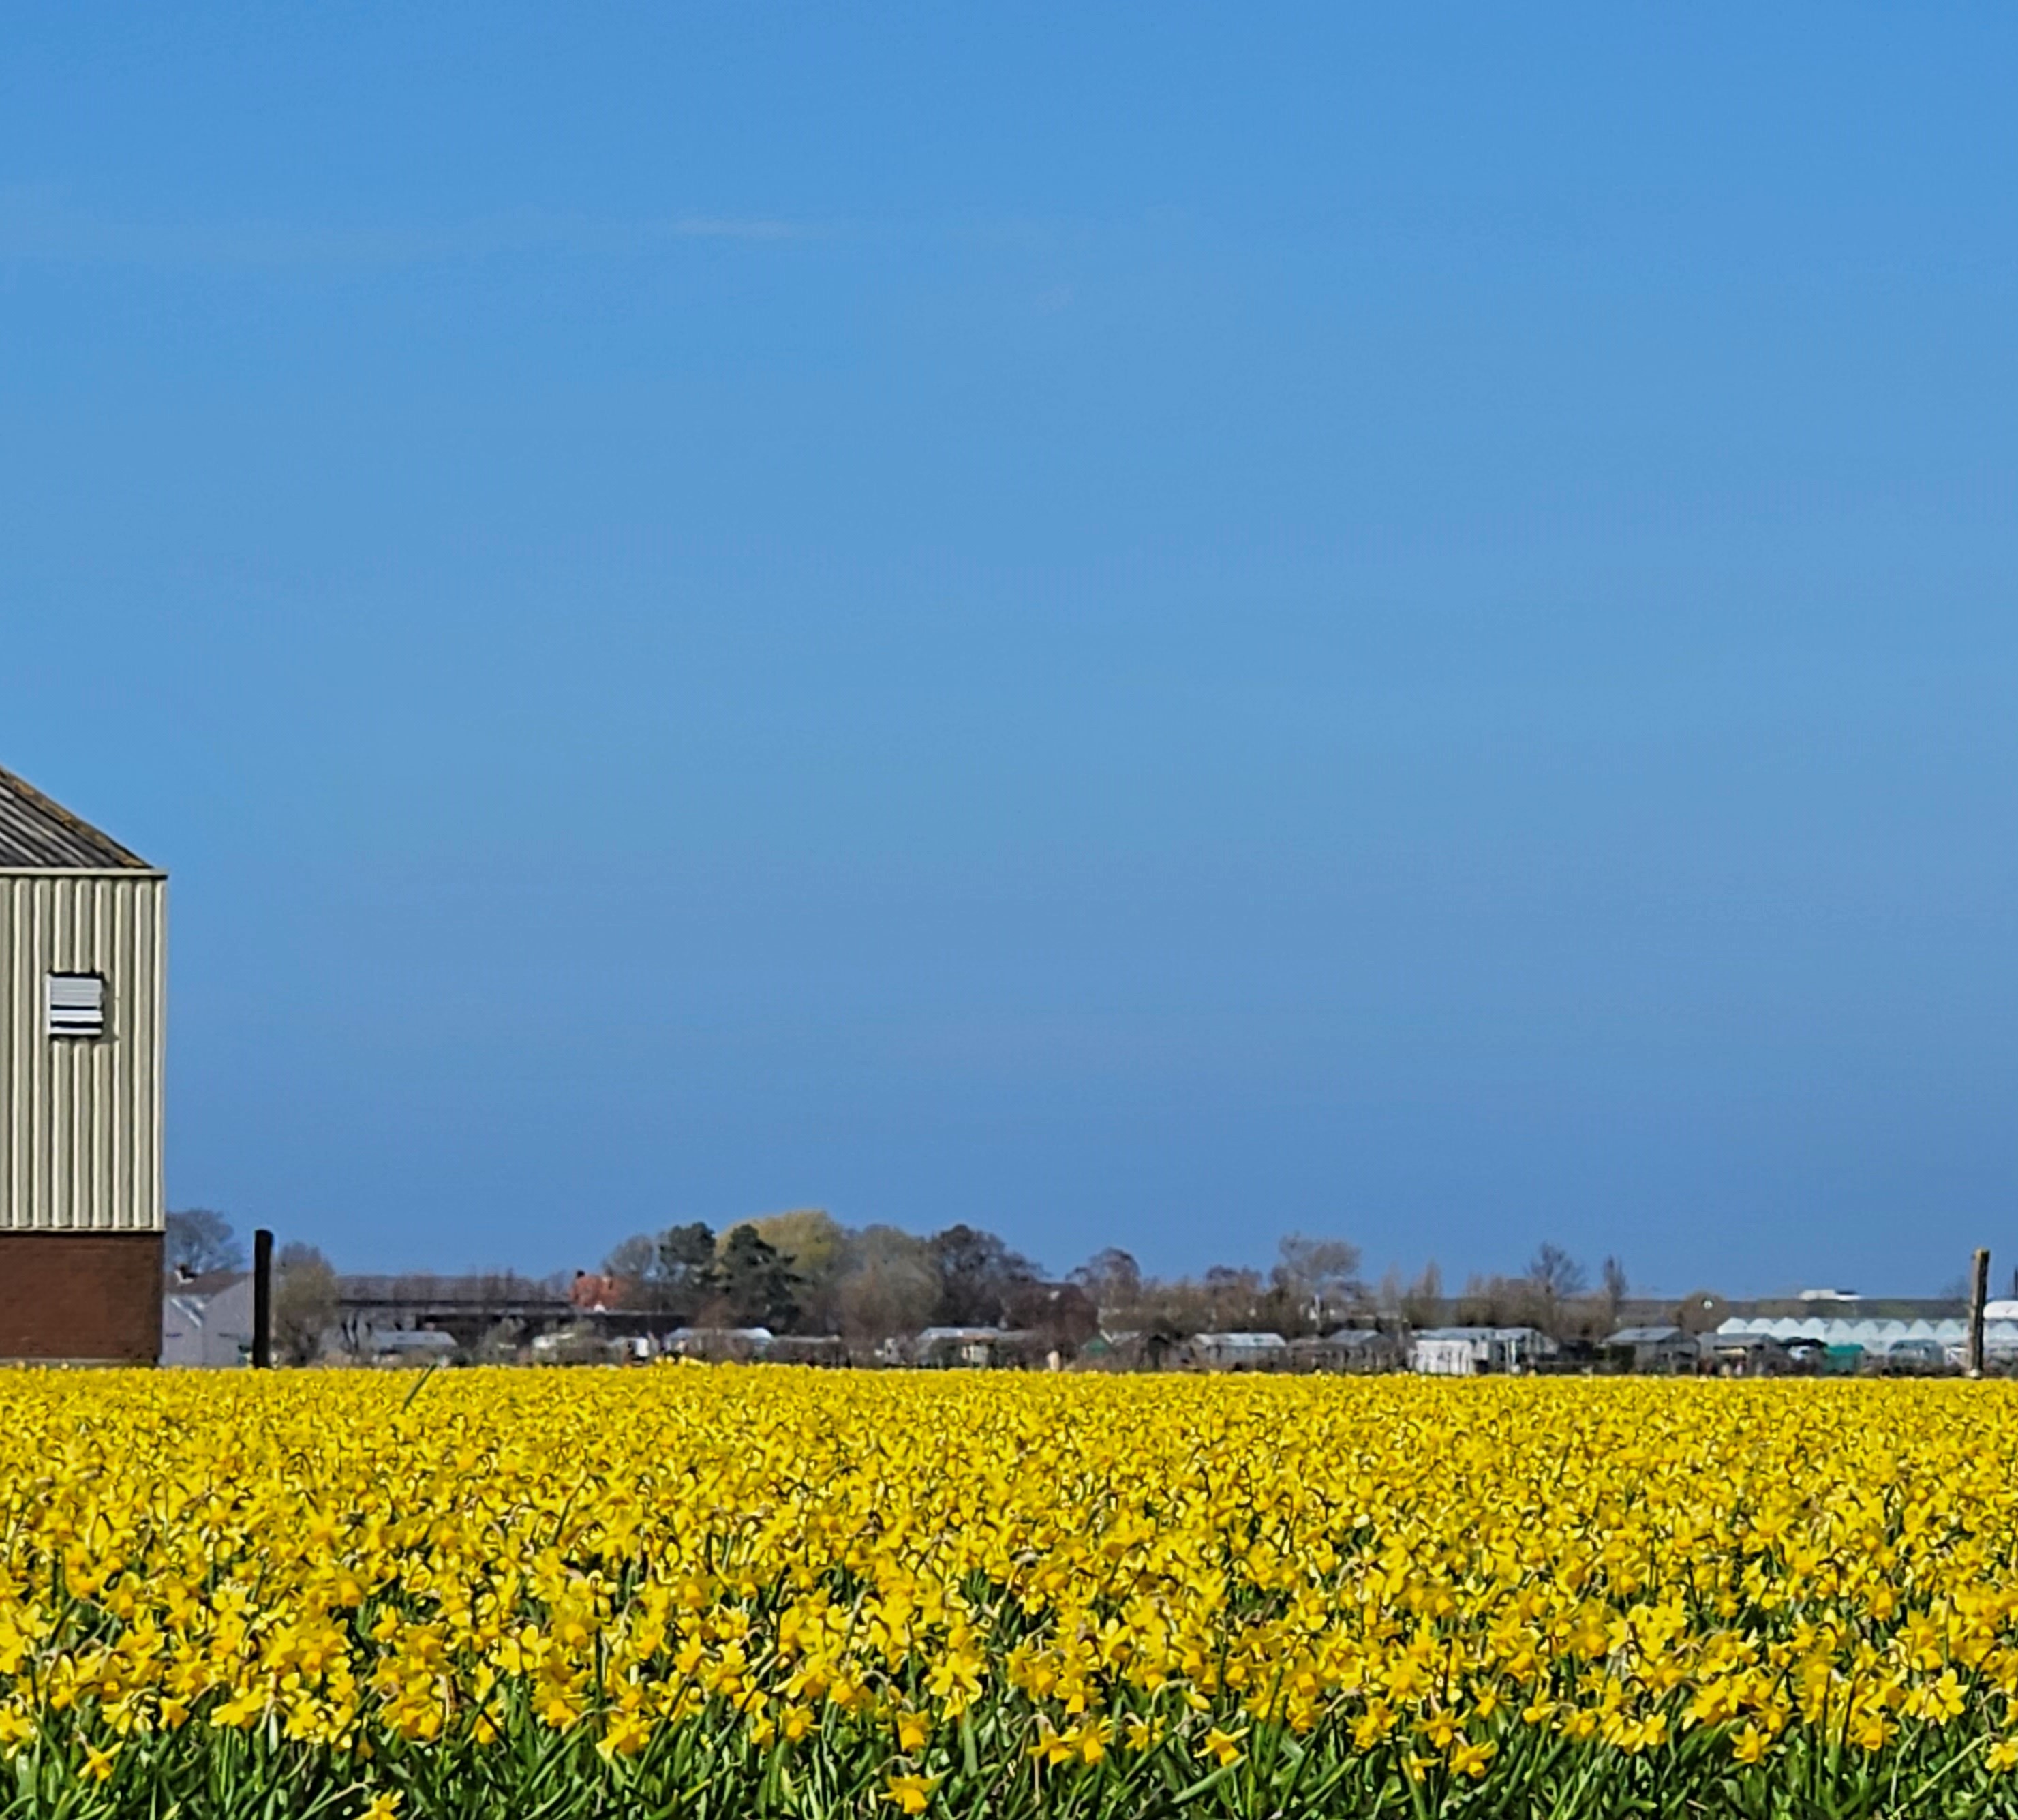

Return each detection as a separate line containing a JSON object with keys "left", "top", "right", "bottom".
{"left": 47, "top": 972, "right": 106, "bottom": 1038}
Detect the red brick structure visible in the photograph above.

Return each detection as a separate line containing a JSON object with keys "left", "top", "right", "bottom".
{"left": 0, "top": 1232, "right": 164, "bottom": 1363}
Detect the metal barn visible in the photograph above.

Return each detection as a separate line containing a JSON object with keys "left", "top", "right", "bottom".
{"left": 0, "top": 765, "right": 166, "bottom": 1362}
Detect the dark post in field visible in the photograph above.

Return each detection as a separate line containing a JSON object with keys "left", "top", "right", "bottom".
{"left": 1966, "top": 1247, "right": 1990, "bottom": 1379}
{"left": 252, "top": 1228, "right": 274, "bottom": 1370}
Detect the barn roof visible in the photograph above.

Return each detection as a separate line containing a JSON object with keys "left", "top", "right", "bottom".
{"left": 0, "top": 765, "right": 152, "bottom": 870}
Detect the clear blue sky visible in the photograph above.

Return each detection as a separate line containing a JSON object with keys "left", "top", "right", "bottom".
{"left": 6, "top": 5, "right": 2015, "bottom": 1296}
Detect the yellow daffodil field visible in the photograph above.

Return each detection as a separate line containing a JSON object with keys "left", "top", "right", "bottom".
{"left": 7, "top": 1371, "right": 2018, "bottom": 1818}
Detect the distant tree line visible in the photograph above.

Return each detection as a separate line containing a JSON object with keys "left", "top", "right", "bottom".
{"left": 1045, "top": 1236, "right": 1636, "bottom": 1347}
{"left": 1287, "top": 1245, "right": 1640, "bottom": 1346}
{"left": 592, "top": 1220, "right": 1397, "bottom": 1348}
{"left": 169, "top": 1203, "right": 1645, "bottom": 1356}
{"left": 594, "top": 1214, "right": 1103, "bottom": 1353}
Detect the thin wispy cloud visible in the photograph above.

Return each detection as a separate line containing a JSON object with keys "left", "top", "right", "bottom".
{"left": 0, "top": 187, "right": 825, "bottom": 270}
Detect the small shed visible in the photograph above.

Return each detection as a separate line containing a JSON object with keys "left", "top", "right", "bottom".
{"left": 367, "top": 1328, "right": 458, "bottom": 1365}
{"left": 1410, "top": 1326, "right": 1557, "bottom": 1376}
{"left": 1602, "top": 1325, "right": 1699, "bottom": 1374}
{"left": 1079, "top": 1326, "right": 1184, "bottom": 1371}
{"left": 1879, "top": 1337, "right": 1945, "bottom": 1374}
{"left": 913, "top": 1326, "right": 1037, "bottom": 1368}
{"left": 1410, "top": 1335, "right": 1476, "bottom": 1376}
{"left": 1289, "top": 1329, "right": 1403, "bottom": 1374}
{"left": 767, "top": 1334, "right": 849, "bottom": 1367}
{"left": 1191, "top": 1331, "right": 1290, "bottom": 1371}
{"left": 1705, "top": 1333, "right": 1793, "bottom": 1377}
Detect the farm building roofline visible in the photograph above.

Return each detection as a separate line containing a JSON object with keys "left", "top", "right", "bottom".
{"left": 0, "top": 763, "right": 153, "bottom": 871}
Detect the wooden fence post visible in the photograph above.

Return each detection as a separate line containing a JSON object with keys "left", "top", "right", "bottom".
{"left": 1967, "top": 1247, "right": 1990, "bottom": 1379}
{"left": 252, "top": 1229, "right": 273, "bottom": 1369}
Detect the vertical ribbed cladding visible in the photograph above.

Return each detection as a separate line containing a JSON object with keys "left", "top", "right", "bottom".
{"left": 51, "top": 877, "right": 75, "bottom": 1226}
{"left": 1, "top": 877, "right": 22, "bottom": 1226}
{"left": 150, "top": 874, "right": 166, "bottom": 1229}
{"left": 0, "top": 870, "right": 166, "bottom": 1232}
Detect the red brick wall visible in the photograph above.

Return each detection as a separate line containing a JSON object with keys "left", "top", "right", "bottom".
{"left": 0, "top": 1232, "right": 163, "bottom": 1363}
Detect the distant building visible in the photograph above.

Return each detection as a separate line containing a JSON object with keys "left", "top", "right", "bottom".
{"left": 1704, "top": 1332, "right": 1794, "bottom": 1376}
{"left": 767, "top": 1334, "right": 849, "bottom": 1367}
{"left": 0, "top": 765, "right": 166, "bottom": 1363}
{"left": 336, "top": 1273, "right": 570, "bottom": 1352}
{"left": 1191, "top": 1332, "right": 1290, "bottom": 1371}
{"left": 1289, "top": 1329, "right": 1403, "bottom": 1374}
{"left": 1716, "top": 1314, "right": 2018, "bottom": 1370}
{"left": 162, "top": 1269, "right": 254, "bottom": 1367}
{"left": 364, "top": 1327, "right": 457, "bottom": 1365}
{"left": 1409, "top": 1326, "right": 1557, "bottom": 1376}
{"left": 1602, "top": 1325, "right": 1699, "bottom": 1374}
{"left": 914, "top": 1326, "right": 1034, "bottom": 1368}
{"left": 1411, "top": 1335, "right": 1475, "bottom": 1376}
{"left": 1077, "top": 1326, "right": 1184, "bottom": 1371}
{"left": 664, "top": 1325, "right": 774, "bottom": 1362}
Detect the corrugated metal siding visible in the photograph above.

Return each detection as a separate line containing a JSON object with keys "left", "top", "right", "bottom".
{"left": 0, "top": 873, "right": 166, "bottom": 1232}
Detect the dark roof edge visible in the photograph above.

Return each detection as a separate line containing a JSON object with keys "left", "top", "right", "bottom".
{"left": 0, "top": 764, "right": 151, "bottom": 869}
{"left": 0, "top": 866, "right": 168, "bottom": 879}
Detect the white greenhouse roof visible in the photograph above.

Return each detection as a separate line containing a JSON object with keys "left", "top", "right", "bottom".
{"left": 1713, "top": 1316, "right": 2018, "bottom": 1350}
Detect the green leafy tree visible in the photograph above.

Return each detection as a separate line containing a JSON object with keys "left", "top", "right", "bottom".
{"left": 717, "top": 1224, "right": 798, "bottom": 1330}
{"left": 748, "top": 1209, "right": 846, "bottom": 1333}
{"left": 927, "top": 1224, "right": 1037, "bottom": 1326}
{"left": 655, "top": 1222, "right": 719, "bottom": 1321}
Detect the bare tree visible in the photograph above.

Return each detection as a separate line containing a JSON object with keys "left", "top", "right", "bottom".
{"left": 1070, "top": 1247, "right": 1143, "bottom": 1316}
{"left": 1600, "top": 1256, "right": 1629, "bottom": 1328}
{"left": 1674, "top": 1289, "right": 1728, "bottom": 1336}
{"left": 1398, "top": 1260, "right": 1443, "bottom": 1329}
{"left": 1202, "top": 1265, "right": 1264, "bottom": 1330}
{"left": 1527, "top": 1243, "right": 1587, "bottom": 1301}
{"left": 1272, "top": 1234, "right": 1365, "bottom": 1330}
{"left": 1458, "top": 1273, "right": 1544, "bottom": 1329}
{"left": 1004, "top": 1281, "right": 1099, "bottom": 1355}
{"left": 836, "top": 1226, "right": 940, "bottom": 1352}
{"left": 602, "top": 1234, "right": 656, "bottom": 1294}
{"left": 165, "top": 1208, "right": 243, "bottom": 1275}
{"left": 273, "top": 1243, "right": 338, "bottom": 1365}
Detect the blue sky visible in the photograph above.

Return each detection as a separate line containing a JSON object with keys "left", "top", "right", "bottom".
{"left": 5, "top": 4, "right": 2015, "bottom": 1295}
